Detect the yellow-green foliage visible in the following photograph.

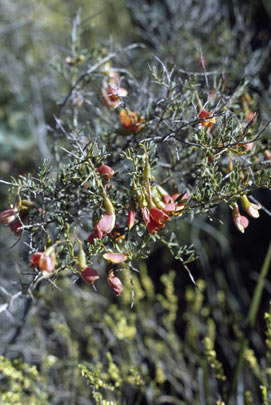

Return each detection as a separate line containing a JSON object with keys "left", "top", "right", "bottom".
{"left": 244, "top": 390, "right": 253, "bottom": 405}
{"left": 158, "top": 270, "right": 178, "bottom": 324}
{"left": 260, "top": 385, "right": 268, "bottom": 405}
{"left": 0, "top": 356, "right": 48, "bottom": 405}
{"left": 2, "top": 265, "right": 271, "bottom": 404}
{"left": 203, "top": 332, "right": 226, "bottom": 382}
{"left": 184, "top": 279, "right": 207, "bottom": 347}
{"left": 244, "top": 348, "right": 261, "bottom": 380}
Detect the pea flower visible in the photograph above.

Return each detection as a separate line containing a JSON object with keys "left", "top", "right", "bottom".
{"left": 102, "top": 72, "right": 128, "bottom": 110}
{"left": 103, "top": 252, "right": 127, "bottom": 264}
{"left": 81, "top": 267, "right": 99, "bottom": 285}
{"left": 240, "top": 195, "right": 261, "bottom": 219}
{"left": 232, "top": 203, "right": 249, "bottom": 233}
{"left": 98, "top": 164, "right": 114, "bottom": 181}
{"left": 88, "top": 193, "right": 116, "bottom": 244}
{"left": 142, "top": 206, "right": 169, "bottom": 234}
{"left": 107, "top": 269, "right": 123, "bottom": 296}
{"left": 119, "top": 109, "right": 145, "bottom": 133}
{"left": 30, "top": 246, "right": 56, "bottom": 278}
{"left": 198, "top": 109, "right": 216, "bottom": 128}
{"left": 127, "top": 210, "right": 136, "bottom": 230}
{"left": 0, "top": 207, "right": 19, "bottom": 225}
{"left": 163, "top": 192, "right": 189, "bottom": 215}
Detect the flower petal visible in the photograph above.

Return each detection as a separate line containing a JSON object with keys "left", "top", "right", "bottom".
{"left": 96, "top": 213, "right": 115, "bottom": 234}
{"left": 103, "top": 252, "right": 127, "bottom": 264}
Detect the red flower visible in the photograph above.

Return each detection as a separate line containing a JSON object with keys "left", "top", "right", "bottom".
{"left": 81, "top": 267, "right": 99, "bottom": 285}
{"left": 150, "top": 207, "right": 169, "bottom": 225}
{"left": 246, "top": 112, "right": 255, "bottom": 122}
{"left": 30, "top": 252, "right": 44, "bottom": 268}
{"left": 87, "top": 228, "right": 103, "bottom": 244}
{"left": 30, "top": 248, "right": 56, "bottom": 277}
{"left": 88, "top": 213, "right": 116, "bottom": 244}
{"left": 119, "top": 109, "right": 145, "bottom": 133}
{"left": 98, "top": 164, "right": 114, "bottom": 181}
{"left": 107, "top": 270, "right": 123, "bottom": 296}
{"left": 9, "top": 219, "right": 23, "bottom": 235}
{"left": 141, "top": 206, "right": 169, "bottom": 234}
{"left": 141, "top": 207, "right": 150, "bottom": 226}
{"left": 199, "top": 110, "right": 216, "bottom": 128}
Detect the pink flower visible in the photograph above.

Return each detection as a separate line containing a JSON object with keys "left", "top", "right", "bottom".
{"left": 107, "top": 270, "right": 123, "bottom": 296}
{"left": 163, "top": 192, "right": 189, "bottom": 215}
{"left": 88, "top": 192, "right": 116, "bottom": 244}
{"left": 98, "top": 164, "right": 114, "bottom": 181}
{"left": 127, "top": 210, "right": 136, "bottom": 230}
{"left": 81, "top": 267, "right": 99, "bottom": 285}
{"left": 0, "top": 207, "right": 19, "bottom": 225}
{"left": 96, "top": 213, "right": 116, "bottom": 234}
{"left": 232, "top": 203, "right": 249, "bottom": 233}
{"left": 39, "top": 255, "right": 55, "bottom": 273}
{"left": 103, "top": 252, "right": 127, "bottom": 264}
{"left": 30, "top": 248, "right": 56, "bottom": 277}
{"left": 102, "top": 73, "right": 128, "bottom": 110}
{"left": 87, "top": 214, "right": 116, "bottom": 244}
{"left": 246, "top": 112, "right": 255, "bottom": 122}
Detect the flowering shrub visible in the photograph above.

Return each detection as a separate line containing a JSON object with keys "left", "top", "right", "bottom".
{"left": 1, "top": 35, "right": 270, "bottom": 296}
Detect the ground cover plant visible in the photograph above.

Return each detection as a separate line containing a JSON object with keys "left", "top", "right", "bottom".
{"left": 0, "top": 1, "right": 271, "bottom": 404}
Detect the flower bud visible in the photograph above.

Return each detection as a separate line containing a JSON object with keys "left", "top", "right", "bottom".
{"left": 78, "top": 241, "right": 87, "bottom": 270}
{"left": 107, "top": 270, "right": 123, "bottom": 296}
{"left": 103, "top": 191, "right": 115, "bottom": 215}
{"left": 81, "top": 266, "right": 99, "bottom": 285}
{"left": 127, "top": 210, "right": 136, "bottom": 230}
{"left": 143, "top": 156, "right": 151, "bottom": 181}
{"left": 19, "top": 200, "right": 35, "bottom": 212}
